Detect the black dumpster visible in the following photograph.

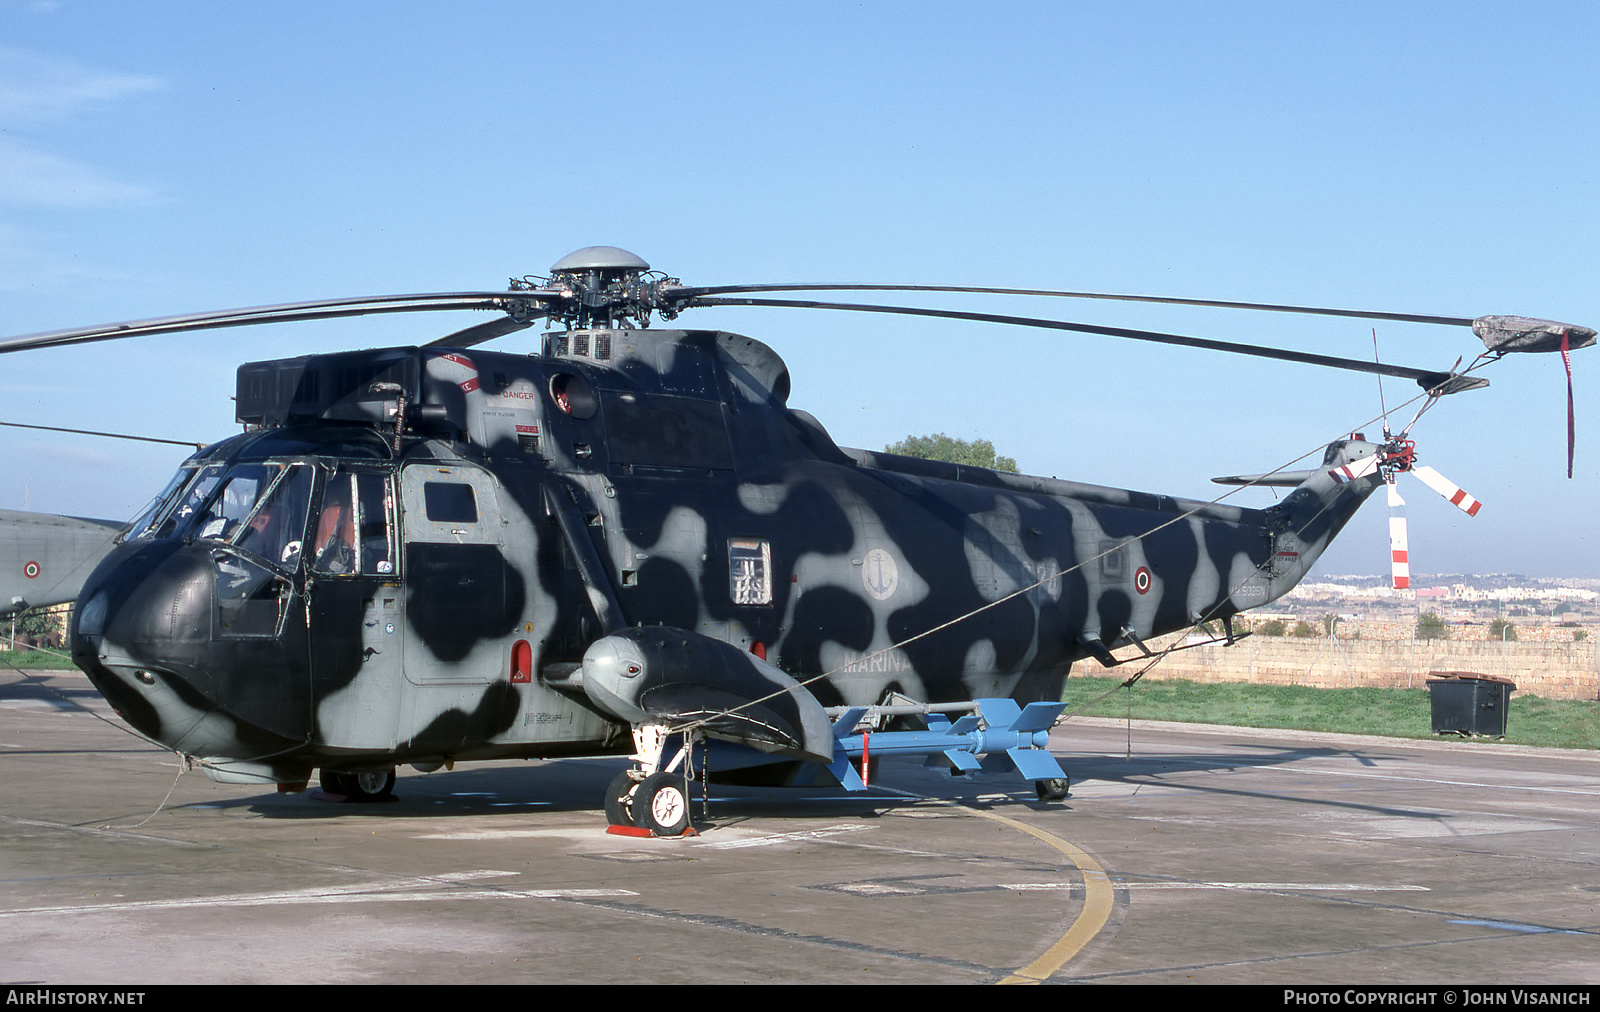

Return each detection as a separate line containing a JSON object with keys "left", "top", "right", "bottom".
{"left": 1425, "top": 672, "right": 1516, "bottom": 737}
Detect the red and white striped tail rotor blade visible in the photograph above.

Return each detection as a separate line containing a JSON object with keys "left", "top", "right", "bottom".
{"left": 1387, "top": 480, "right": 1411, "bottom": 590}
{"left": 1411, "top": 465, "right": 1483, "bottom": 516}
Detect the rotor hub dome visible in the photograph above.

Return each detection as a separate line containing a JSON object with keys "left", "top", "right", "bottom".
{"left": 550, "top": 246, "right": 650, "bottom": 274}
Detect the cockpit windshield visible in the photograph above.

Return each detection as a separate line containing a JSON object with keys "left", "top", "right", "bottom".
{"left": 124, "top": 464, "right": 225, "bottom": 542}
{"left": 123, "top": 465, "right": 199, "bottom": 542}
{"left": 192, "top": 464, "right": 280, "bottom": 543}
{"left": 124, "top": 462, "right": 316, "bottom": 570}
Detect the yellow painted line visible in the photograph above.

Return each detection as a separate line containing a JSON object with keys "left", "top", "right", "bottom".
{"left": 878, "top": 788, "right": 1116, "bottom": 983}
{"left": 964, "top": 808, "right": 1114, "bottom": 985}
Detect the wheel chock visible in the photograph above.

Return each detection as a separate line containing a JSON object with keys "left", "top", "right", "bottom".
{"left": 605, "top": 824, "right": 701, "bottom": 839}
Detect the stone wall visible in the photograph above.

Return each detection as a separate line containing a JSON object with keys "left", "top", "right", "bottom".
{"left": 1124, "top": 628, "right": 1600, "bottom": 700}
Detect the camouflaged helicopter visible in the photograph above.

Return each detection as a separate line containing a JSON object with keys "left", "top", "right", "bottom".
{"left": 1, "top": 246, "right": 1591, "bottom": 835}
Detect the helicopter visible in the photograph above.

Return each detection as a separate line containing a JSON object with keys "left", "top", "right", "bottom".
{"left": 0, "top": 246, "right": 1591, "bottom": 835}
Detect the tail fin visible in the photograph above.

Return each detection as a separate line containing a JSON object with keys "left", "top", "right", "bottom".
{"left": 1251, "top": 437, "right": 1387, "bottom": 607}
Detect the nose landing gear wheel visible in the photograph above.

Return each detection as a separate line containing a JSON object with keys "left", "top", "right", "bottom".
{"left": 633, "top": 771, "right": 690, "bottom": 836}
{"left": 319, "top": 768, "right": 396, "bottom": 802}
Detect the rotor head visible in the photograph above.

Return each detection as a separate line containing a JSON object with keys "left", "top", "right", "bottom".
{"left": 530, "top": 246, "right": 679, "bottom": 329}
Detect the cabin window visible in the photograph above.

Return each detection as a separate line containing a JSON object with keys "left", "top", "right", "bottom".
{"left": 423, "top": 481, "right": 477, "bottom": 524}
{"left": 1099, "top": 541, "right": 1126, "bottom": 579}
{"left": 728, "top": 537, "right": 772, "bottom": 606}
{"left": 548, "top": 372, "right": 597, "bottom": 419}
{"left": 604, "top": 391, "right": 734, "bottom": 470}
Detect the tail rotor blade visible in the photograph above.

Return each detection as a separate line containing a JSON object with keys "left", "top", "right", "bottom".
{"left": 1562, "top": 331, "right": 1576, "bottom": 479}
{"left": 1387, "top": 480, "right": 1411, "bottom": 591}
{"left": 1411, "top": 465, "right": 1483, "bottom": 516}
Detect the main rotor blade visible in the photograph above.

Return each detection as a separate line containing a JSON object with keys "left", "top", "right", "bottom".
{"left": 0, "top": 292, "right": 549, "bottom": 355}
{"left": 422, "top": 312, "right": 543, "bottom": 349}
{"left": 673, "top": 283, "right": 1477, "bottom": 328}
{"left": 0, "top": 420, "right": 203, "bottom": 449}
{"left": 684, "top": 296, "right": 1484, "bottom": 392}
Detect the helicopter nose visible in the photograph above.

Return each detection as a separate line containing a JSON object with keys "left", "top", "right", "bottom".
{"left": 72, "top": 541, "right": 213, "bottom": 740}
{"left": 71, "top": 541, "right": 306, "bottom": 759}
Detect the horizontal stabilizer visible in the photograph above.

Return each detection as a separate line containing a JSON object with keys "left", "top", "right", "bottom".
{"left": 1212, "top": 470, "right": 1317, "bottom": 487}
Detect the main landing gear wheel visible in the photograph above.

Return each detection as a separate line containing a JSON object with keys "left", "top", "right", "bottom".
{"left": 604, "top": 770, "right": 637, "bottom": 827}
{"left": 319, "top": 768, "right": 396, "bottom": 802}
{"left": 633, "top": 771, "right": 690, "bottom": 836}
{"left": 1035, "top": 776, "right": 1070, "bottom": 802}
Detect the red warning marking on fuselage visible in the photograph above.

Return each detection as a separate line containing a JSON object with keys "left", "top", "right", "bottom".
{"left": 1134, "top": 566, "right": 1152, "bottom": 594}
{"left": 23, "top": 560, "right": 40, "bottom": 579}
{"left": 437, "top": 353, "right": 479, "bottom": 392}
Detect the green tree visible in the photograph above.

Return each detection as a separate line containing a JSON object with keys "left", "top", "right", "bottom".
{"left": 1258, "top": 619, "right": 1287, "bottom": 637}
{"left": 886, "top": 433, "right": 1018, "bottom": 472}
{"left": 1416, "top": 612, "right": 1449, "bottom": 640}
{"left": 8, "top": 606, "right": 66, "bottom": 648}
{"left": 1489, "top": 618, "right": 1518, "bottom": 641}
{"left": 1291, "top": 620, "right": 1318, "bottom": 638}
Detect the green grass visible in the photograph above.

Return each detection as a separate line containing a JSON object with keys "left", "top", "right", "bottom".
{"left": 1062, "top": 676, "right": 1600, "bottom": 751}
{"left": 3, "top": 651, "right": 1594, "bottom": 749}
{"left": 0, "top": 649, "right": 78, "bottom": 670}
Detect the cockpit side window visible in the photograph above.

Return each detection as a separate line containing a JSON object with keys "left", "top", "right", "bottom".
{"left": 234, "top": 465, "right": 313, "bottom": 568}
{"left": 312, "top": 470, "right": 394, "bottom": 576}
{"left": 356, "top": 472, "right": 395, "bottom": 575}
{"left": 313, "top": 473, "right": 357, "bottom": 575}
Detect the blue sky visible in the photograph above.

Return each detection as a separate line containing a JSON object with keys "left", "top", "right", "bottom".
{"left": 1, "top": 1, "right": 1596, "bottom": 577}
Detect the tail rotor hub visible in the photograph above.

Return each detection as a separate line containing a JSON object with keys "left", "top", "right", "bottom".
{"left": 1380, "top": 438, "right": 1417, "bottom": 474}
